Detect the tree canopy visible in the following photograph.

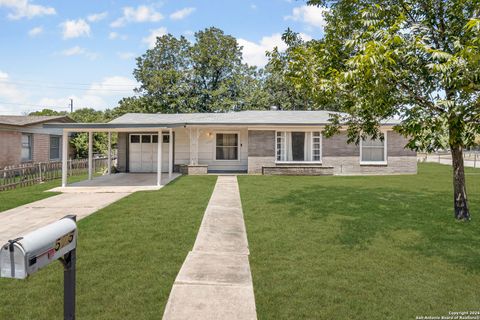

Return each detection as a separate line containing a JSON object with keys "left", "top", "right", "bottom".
{"left": 272, "top": 0, "right": 480, "bottom": 219}
{"left": 120, "top": 27, "right": 268, "bottom": 114}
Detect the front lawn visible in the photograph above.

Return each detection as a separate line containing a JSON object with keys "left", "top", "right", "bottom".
{"left": 239, "top": 163, "right": 480, "bottom": 320}
{"left": 0, "top": 175, "right": 217, "bottom": 320}
{"left": 0, "top": 175, "right": 93, "bottom": 213}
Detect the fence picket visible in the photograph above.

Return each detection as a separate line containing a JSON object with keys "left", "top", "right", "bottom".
{"left": 0, "top": 157, "right": 108, "bottom": 191}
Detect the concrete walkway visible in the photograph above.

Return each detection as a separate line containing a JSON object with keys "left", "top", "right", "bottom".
{"left": 0, "top": 173, "right": 180, "bottom": 245}
{"left": 163, "top": 176, "right": 257, "bottom": 320}
{"left": 50, "top": 173, "right": 181, "bottom": 193}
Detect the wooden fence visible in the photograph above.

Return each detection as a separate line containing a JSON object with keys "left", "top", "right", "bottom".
{"left": 0, "top": 158, "right": 109, "bottom": 191}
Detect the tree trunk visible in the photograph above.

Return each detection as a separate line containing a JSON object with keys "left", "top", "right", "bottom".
{"left": 450, "top": 144, "right": 470, "bottom": 220}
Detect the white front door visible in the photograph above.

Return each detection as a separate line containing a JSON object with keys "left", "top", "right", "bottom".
{"left": 129, "top": 134, "right": 170, "bottom": 173}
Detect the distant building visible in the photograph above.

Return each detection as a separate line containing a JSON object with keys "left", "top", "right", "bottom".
{"left": 0, "top": 115, "right": 74, "bottom": 168}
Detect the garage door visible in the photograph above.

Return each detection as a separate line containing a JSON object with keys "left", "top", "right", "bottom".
{"left": 129, "top": 134, "right": 170, "bottom": 173}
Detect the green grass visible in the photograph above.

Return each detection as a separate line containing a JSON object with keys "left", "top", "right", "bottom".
{"left": 0, "top": 175, "right": 217, "bottom": 320}
{"left": 0, "top": 174, "right": 102, "bottom": 213}
{"left": 238, "top": 163, "right": 480, "bottom": 320}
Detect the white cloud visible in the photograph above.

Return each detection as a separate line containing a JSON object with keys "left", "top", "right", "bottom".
{"left": 0, "top": 71, "right": 24, "bottom": 101}
{"left": 0, "top": 71, "right": 29, "bottom": 113}
{"left": 142, "top": 27, "right": 168, "bottom": 48}
{"left": 285, "top": 5, "right": 328, "bottom": 28}
{"left": 87, "top": 11, "right": 108, "bottom": 22}
{"left": 238, "top": 33, "right": 311, "bottom": 67}
{"left": 60, "top": 46, "right": 98, "bottom": 60}
{"left": 89, "top": 76, "right": 137, "bottom": 95}
{"left": 61, "top": 19, "right": 91, "bottom": 39}
{"left": 117, "top": 52, "right": 136, "bottom": 60}
{"left": 250, "top": 4, "right": 257, "bottom": 10}
{"left": 37, "top": 76, "right": 138, "bottom": 111}
{"left": 109, "top": 31, "right": 127, "bottom": 40}
{"left": 0, "top": 73, "right": 137, "bottom": 114}
{"left": 28, "top": 26, "right": 43, "bottom": 37}
{"left": 111, "top": 5, "right": 163, "bottom": 28}
{"left": 169, "top": 7, "right": 195, "bottom": 20}
{"left": 0, "top": 0, "right": 56, "bottom": 20}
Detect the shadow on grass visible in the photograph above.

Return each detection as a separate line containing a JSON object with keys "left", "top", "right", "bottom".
{"left": 270, "top": 184, "right": 480, "bottom": 272}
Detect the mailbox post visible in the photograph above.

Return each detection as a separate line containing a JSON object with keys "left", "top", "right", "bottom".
{"left": 0, "top": 215, "right": 78, "bottom": 320}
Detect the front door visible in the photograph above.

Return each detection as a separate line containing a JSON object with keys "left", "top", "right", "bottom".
{"left": 129, "top": 134, "right": 170, "bottom": 172}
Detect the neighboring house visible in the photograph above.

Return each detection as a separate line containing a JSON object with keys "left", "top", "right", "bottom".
{"left": 47, "top": 111, "right": 416, "bottom": 179}
{"left": 0, "top": 115, "right": 74, "bottom": 168}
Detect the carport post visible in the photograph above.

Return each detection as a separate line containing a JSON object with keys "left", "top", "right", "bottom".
{"left": 61, "top": 130, "right": 69, "bottom": 187}
{"left": 169, "top": 128, "right": 173, "bottom": 179}
{"left": 157, "top": 130, "right": 162, "bottom": 186}
{"left": 88, "top": 131, "right": 93, "bottom": 180}
{"left": 107, "top": 132, "right": 111, "bottom": 175}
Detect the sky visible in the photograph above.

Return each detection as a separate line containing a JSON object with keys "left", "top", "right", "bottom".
{"left": 0, "top": 0, "right": 327, "bottom": 115}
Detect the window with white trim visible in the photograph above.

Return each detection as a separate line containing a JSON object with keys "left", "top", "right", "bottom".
{"left": 216, "top": 133, "right": 238, "bottom": 160}
{"left": 21, "top": 134, "right": 32, "bottom": 162}
{"left": 361, "top": 133, "right": 386, "bottom": 163}
{"left": 276, "top": 131, "right": 322, "bottom": 162}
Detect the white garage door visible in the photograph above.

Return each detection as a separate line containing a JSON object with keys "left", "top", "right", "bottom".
{"left": 129, "top": 134, "right": 170, "bottom": 173}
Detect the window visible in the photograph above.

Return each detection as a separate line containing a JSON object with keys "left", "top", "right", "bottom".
{"left": 141, "top": 135, "right": 151, "bottom": 143}
{"left": 152, "top": 135, "right": 158, "bottom": 143}
{"left": 50, "top": 136, "right": 61, "bottom": 160}
{"left": 130, "top": 135, "right": 140, "bottom": 143}
{"left": 361, "top": 133, "right": 386, "bottom": 163}
{"left": 163, "top": 134, "right": 170, "bottom": 143}
{"left": 276, "top": 131, "right": 322, "bottom": 162}
{"left": 312, "top": 132, "right": 321, "bottom": 161}
{"left": 21, "top": 134, "right": 32, "bottom": 161}
{"left": 216, "top": 133, "right": 238, "bottom": 160}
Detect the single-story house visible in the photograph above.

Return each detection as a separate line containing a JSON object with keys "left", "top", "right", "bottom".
{"left": 0, "top": 115, "right": 74, "bottom": 168}
{"left": 45, "top": 110, "right": 416, "bottom": 187}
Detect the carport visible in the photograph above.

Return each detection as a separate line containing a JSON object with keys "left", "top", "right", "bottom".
{"left": 45, "top": 123, "right": 176, "bottom": 188}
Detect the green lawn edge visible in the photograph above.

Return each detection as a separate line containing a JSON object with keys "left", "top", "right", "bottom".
{"left": 239, "top": 163, "right": 480, "bottom": 320}
{"left": 0, "top": 175, "right": 95, "bottom": 213}
{"left": 0, "top": 175, "right": 217, "bottom": 320}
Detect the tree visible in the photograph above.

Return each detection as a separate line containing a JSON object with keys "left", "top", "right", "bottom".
{"left": 190, "top": 27, "right": 247, "bottom": 112}
{"left": 133, "top": 34, "right": 192, "bottom": 113}
{"left": 277, "top": 1, "right": 480, "bottom": 220}
{"left": 265, "top": 30, "right": 317, "bottom": 110}
{"left": 118, "top": 27, "right": 271, "bottom": 115}
{"left": 68, "top": 108, "right": 113, "bottom": 158}
{"left": 29, "top": 109, "right": 67, "bottom": 116}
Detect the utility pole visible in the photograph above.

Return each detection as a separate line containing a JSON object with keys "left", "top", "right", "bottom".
{"left": 70, "top": 99, "right": 73, "bottom": 113}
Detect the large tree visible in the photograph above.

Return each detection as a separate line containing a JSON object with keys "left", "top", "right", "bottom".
{"left": 120, "top": 27, "right": 270, "bottom": 115}
{"left": 265, "top": 29, "right": 318, "bottom": 110}
{"left": 133, "top": 34, "right": 192, "bottom": 113}
{"left": 275, "top": 1, "right": 480, "bottom": 220}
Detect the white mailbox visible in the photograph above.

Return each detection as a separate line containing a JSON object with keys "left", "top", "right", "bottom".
{"left": 0, "top": 216, "right": 77, "bottom": 279}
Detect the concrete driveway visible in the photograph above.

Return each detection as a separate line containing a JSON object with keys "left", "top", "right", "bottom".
{"left": 0, "top": 173, "right": 181, "bottom": 245}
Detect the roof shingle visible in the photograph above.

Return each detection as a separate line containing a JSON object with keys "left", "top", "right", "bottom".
{"left": 0, "top": 115, "right": 72, "bottom": 126}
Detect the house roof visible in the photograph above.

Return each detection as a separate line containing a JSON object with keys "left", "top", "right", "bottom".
{"left": 43, "top": 110, "right": 402, "bottom": 131}
{"left": 108, "top": 111, "right": 349, "bottom": 125}
{"left": 109, "top": 110, "right": 402, "bottom": 125}
{"left": 0, "top": 115, "right": 73, "bottom": 127}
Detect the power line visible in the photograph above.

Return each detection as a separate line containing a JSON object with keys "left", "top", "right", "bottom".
{"left": 0, "top": 78, "right": 137, "bottom": 88}
{"left": 0, "top": 80, "right": 136, "bottom": 92}
{"left": 0, "top": 100, "right": 70, "bottom": 110}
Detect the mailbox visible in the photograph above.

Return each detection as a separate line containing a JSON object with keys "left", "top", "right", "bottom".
{"left": 0, "top": 216, "right": 77, "bottom": 279}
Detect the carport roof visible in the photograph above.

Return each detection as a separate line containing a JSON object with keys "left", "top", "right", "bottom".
{"left": 44, "top": 110, "right": 402, "bottom": 130}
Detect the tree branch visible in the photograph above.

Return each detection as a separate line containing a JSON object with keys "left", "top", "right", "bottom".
{"left": 397, "top": 81, "right": 446, "bottom": 113}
